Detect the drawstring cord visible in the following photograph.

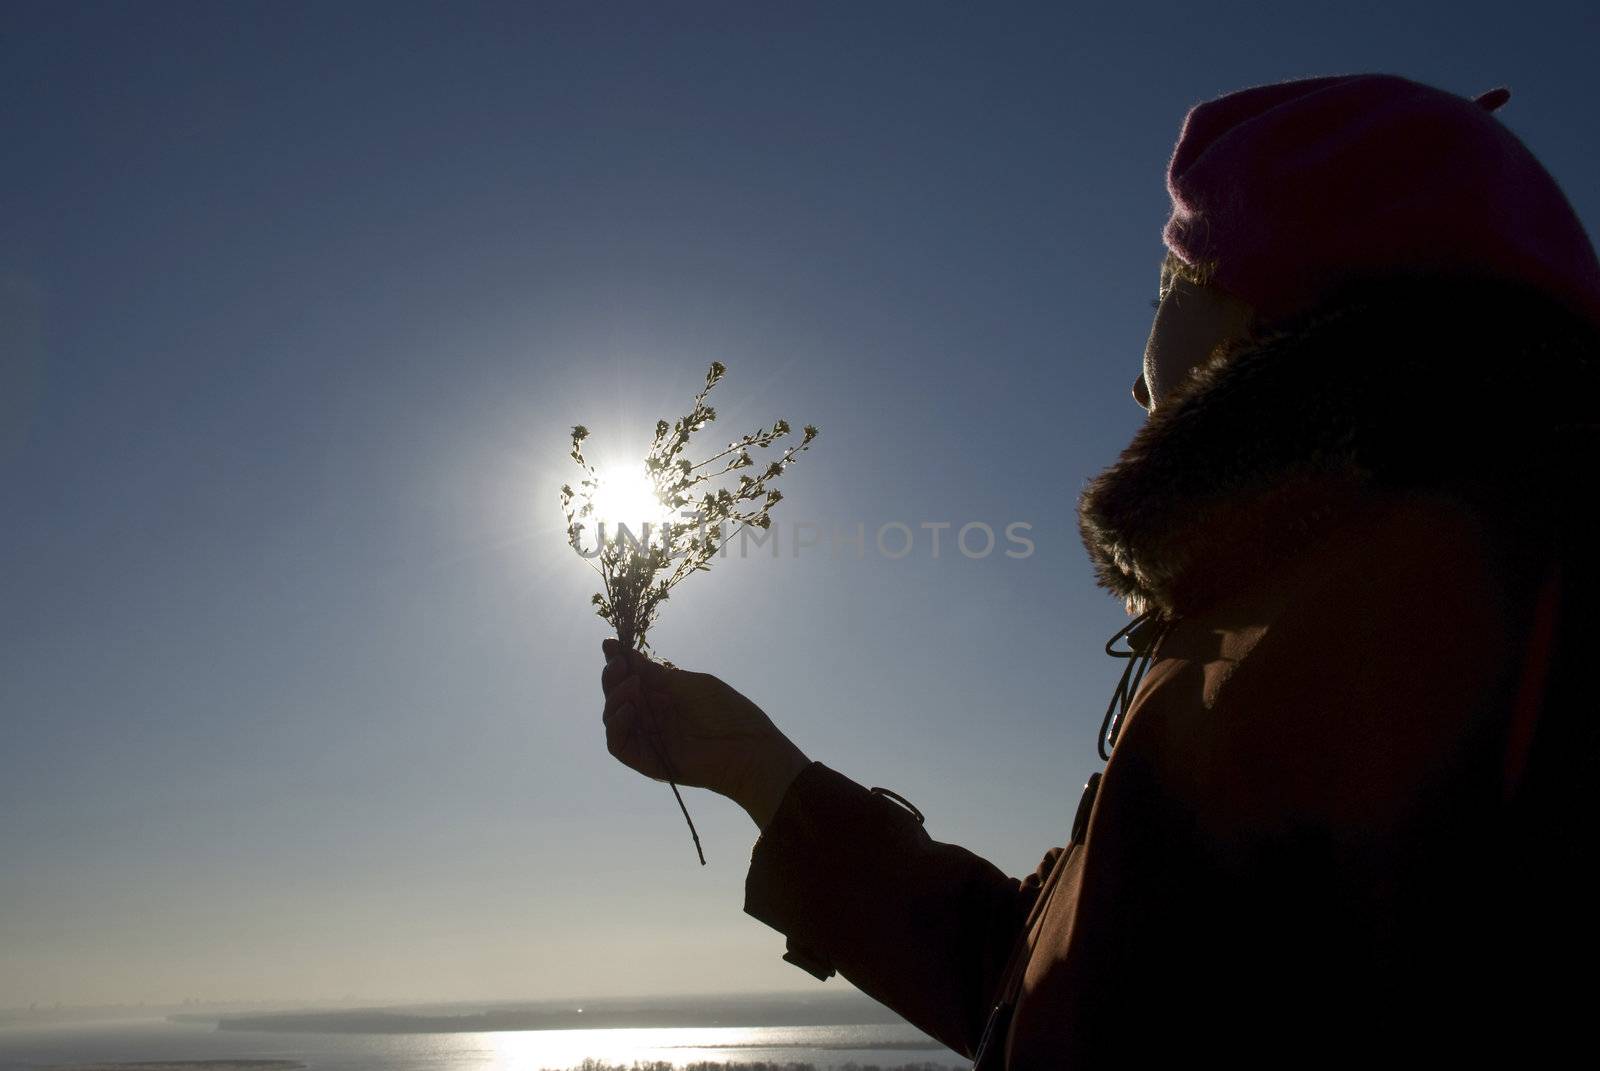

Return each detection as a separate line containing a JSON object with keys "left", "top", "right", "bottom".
{"left": 1098, "top": 609, "right": 1174, "bottom": 760}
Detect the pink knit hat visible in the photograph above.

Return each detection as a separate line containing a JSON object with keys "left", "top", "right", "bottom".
{"left": 1163, "top": 73, "right": 1600, "bottom": 333}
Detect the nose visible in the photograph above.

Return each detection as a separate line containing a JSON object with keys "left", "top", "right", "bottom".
{"left": 1132, "top": 373, "right": 1151, "bottom": 410}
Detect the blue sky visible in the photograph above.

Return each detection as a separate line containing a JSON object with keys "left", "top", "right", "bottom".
{"left": 3, "top": 0, "right": 1597, "bottom": 1006}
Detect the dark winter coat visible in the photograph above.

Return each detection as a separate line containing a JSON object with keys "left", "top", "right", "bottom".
{"left": 741, "top": 277, "right": 1599, "bottom": 1067}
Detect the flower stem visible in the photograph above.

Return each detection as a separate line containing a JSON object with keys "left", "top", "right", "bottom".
{"left": 632, "top": 666, "right": 706, "bottom": 866}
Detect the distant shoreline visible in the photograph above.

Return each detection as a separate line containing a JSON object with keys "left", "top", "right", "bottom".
{"left": 212, "top": 1002, "right": 910, "bottom": 1036}
{"left": 53, "top": 1062, "right": 307, "bottom": 1071}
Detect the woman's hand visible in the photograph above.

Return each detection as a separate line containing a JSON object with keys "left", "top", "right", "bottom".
{"left": 599, "top": 638, "right": 811, "bottom": 830}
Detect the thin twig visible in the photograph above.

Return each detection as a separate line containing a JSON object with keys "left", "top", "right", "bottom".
{"left": 633, "top": 669, "right": 705, "bottom": 866}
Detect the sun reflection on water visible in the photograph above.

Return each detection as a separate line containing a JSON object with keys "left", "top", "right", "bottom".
{"left": 485, "top": 1023, "right": 958, "bottom": 1069}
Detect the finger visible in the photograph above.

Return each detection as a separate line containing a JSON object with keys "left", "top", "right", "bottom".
{"left": 602, "top": 644, "right": 661, "bottom": 694}
{"left": 629, "top": 650, "right": 670, "bottom": 691}
{"left": 602, "top": 692, "right": 667, "bottom": 779}
{"left": 601, "top": 650, "right": 634, "bottom": 694}
{"left": 602, "top": 673, "right": 643, "bottom": 724}
{"left": 604, "top": 699, "right": 640, "bottom": 761}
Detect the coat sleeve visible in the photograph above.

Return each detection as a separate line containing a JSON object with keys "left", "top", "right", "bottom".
{"left": 743, "top": 761, "right": 1062, "bottom": 1058}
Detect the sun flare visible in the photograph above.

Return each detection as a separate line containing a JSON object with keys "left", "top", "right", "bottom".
{"left": 590, "top": 463, "right": 674, "bottom": 541}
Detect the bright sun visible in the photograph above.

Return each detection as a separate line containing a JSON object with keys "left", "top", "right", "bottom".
{"left": 590, "top": 464, "right": 674, "bottom": 539}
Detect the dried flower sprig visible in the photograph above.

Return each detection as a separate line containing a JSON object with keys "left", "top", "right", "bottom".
{"left": 561, "top": 361, "right": 818, "bottom": 863}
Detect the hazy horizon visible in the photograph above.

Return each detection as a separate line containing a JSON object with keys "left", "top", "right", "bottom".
{"left": 5, "top": 0, "right": 1597, "bottom": 1011}
{"left": 2, "top": 988, "right": 883, "bottom": 1016}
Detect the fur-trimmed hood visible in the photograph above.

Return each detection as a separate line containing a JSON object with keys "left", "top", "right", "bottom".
{"left": 1077, "top": 277, "right": 1600, "bottom": 619}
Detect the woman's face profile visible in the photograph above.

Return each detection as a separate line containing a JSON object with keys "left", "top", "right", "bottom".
{"left": 1134, "top": 270, "right": 1254, "bottom": 413}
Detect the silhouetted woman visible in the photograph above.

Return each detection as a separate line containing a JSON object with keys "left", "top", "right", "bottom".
{"left": 600, "top": 73, "right": 1600, "bottom": 1066}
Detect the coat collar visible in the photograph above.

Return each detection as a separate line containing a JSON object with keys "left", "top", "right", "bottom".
{"left": 1076, "top": 280, "right": 1598, "bottom": 620}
